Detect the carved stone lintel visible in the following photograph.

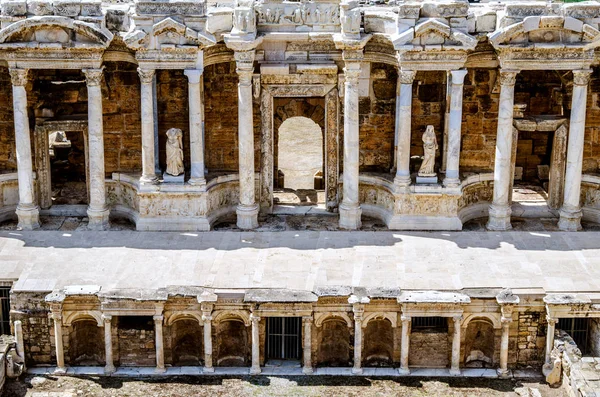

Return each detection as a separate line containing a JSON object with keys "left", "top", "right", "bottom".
{"left": 83, "top": 68, "right": 104, "bottom": 87}
{"left": 342, "top": 49, "right": 364, "bottom": 62}
{"left": 573, "top": 69, "right": 592, "bottom": 86}
{"left": 498, "top": 70, "right": 519, "bottom": 86}
{"left": 9, "top": 69, "right": 28, "bottom": 86}
{"left": 137, "top": 68, "right": 155, "bottom": 84}
{"left": 399, "top": 70, "right": 417, "bottom": 85}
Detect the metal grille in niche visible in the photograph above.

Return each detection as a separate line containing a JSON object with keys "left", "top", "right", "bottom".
{"left": 266, "top": 317, "right": 302, "bottom": 360}
{"left": 558, "top": 318, "right": 590, "bottom": 355}
{"left": 412, "top": 317, "right": 448, "bottom": 331}
{"left": 0, "top": 287, "right": 10, "bottom": 335}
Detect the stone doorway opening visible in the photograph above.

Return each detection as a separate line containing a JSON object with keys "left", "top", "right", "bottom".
{"left": 409, "top": 317, "right": 449, "bottom": 368}
{"left": 558, "top": 318, "right": 592, "bottom": 355}
{"left": 363, "top": 318, "right": 394, "bottom": 367}
{"left": 170, "top": 319, "right": 203, "bottom": 366}
{"left": 116, "top": 316, "right": 156, "bottom": 367}
{"left": 68, "top": 318, "right": 105, "bottom": 366}
{"left": 463, "top": 319, "right": 496, "bottom": 368}
{"left": 265, "top": 317, "right": 302, "bottom": 365}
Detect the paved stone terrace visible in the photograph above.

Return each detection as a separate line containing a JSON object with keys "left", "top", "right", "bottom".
{"left": 2, "top": 230, "right": 600, "bottom": 294}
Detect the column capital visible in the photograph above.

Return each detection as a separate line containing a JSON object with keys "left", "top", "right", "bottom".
{"left": 399, "top": 70, "right": 416, "bottom": 85}
{"left": 83, "top": 68, "right": 104, "bottom": 87}
{"left": 102, "top": 314, "right": 112, "bottom": 323}
{"left": 546, "top": 315, "right": 558, "bottom": 326}
{"left": 153, "top": 315, "right": 164, "bottom": 324}
{"left": 184, "top": 69, "right": 203, "bottom": 84}
{"left": 573, "top": 69, "right": 592, "bottom": 86}
{"left": 452, "top": 315, "right": 463, "bottom": 324}
{"left": 202, "top": 314, "right": 213, "bottom": 322}
{"left": 450, "top": 69, "right": 468, "bottom": 85}
{"left": 302, "top": 316, "right": 313, "bottom": 325}
{"left": 250, "top": 313, "right": 261, "bottom": 323}
{"left": 50, "top": 311, "right": 62, "bottom": 321}
{"left": 498, "top": 69, "right": 519, "bottom": 86}
{"left": 501, "top": 316, "right": 512, "bottom": 324}
{"left": 9, "top": 69, "right": 28, "bottom": 86}
{"left": 400, "top": 315, "right": 412, "bottom": 323}
{"left": 137, "top": 68, "right": 155, "bottom": 84}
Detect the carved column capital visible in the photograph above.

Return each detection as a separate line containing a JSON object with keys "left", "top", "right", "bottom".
{"left": 83, "top": 68, "right": 104, "bottom": 87}
{"left": 546, "top": 315, "right": 558, "bottom": 326}
{"left": 202, "top": 314, "right": 213, "bottom": 322}
{"left": 450, "top": 69, "right": 468, "bottom": 85}
{"left": 250, "top": 313, "right": 261, "bottom": 323}
{"left": 400, "top": 315, "right": 411, "bottom": 323}
{"left": 137, "top": 68, "right": 155, "bottom": 84}
{"left": 9, "top": 69, "right": 28, "bottom": 86}
{"left": 399, "top": 70, "right": 416, "bottom": 85}
{"left": 573, "top": 69, "right": 592, "bottom": 86}
{"left": 498, "top": 70, "right": 519, "bottom": 87}
{"left": 153, "top": 315, "right": 164, "bottom": 324}
{"left": 302, "top": 316, "right": 313, "bottom": 325}
{"left": 102, "top": 314, "right": 112, "bottom": 323}
{"left": 343, "top": 63, "right": 361, "bottom": 85}
{"left": 452, "top": 315, "right": 463, "bottom": 324}
{"left": 184, "top": 69, "right": 203, "bottom": 84}
{"left": 50, "top": 311, "right": 62, "bottom": 321}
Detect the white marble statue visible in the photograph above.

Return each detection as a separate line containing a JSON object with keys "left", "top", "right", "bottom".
{"left": 418, "top": 125, "right": 438, "bottom": 177}
{"left": 165, "top": 128, "right": 184, "bottom": 176}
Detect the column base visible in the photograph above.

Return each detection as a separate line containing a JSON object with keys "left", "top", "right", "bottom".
{"left": 249, "top": 366, "right": 261, "bottom": 375}
{"left": 351, "top": 367, "right": 363, "bottom": 375}
{"left": 302, "top": 366, "right": 313, "bottom": 375}
{"left": 398, "top": 367, "right": 410, "bottom": 375}
{"left": 104, "top": 364, "right": 116, "bottom": 374}
{"left": 203, "top": 366, "right": 215, "bottom": 373}
{"left": 339, "top": 203, "right": 362, "bottom": 230}
{"left": 394, "top": 175, "right": 411, "bottom": 192}
{"left": 558, "top": 206, "right": 582, "bottom": 231}
{"left": 87, "top": 207, "right": 110, "bottom": 230}
{"left": 496, "top": 368, "right": 510, "bottom": 378}
{"left": 54, "top": 366, "right": 67, "bottom": 375}
{"left": 449, "top": 368, "right": 461, "bottom": 376}
{"left": 16, "top": 205, "right": 40, "bottom": 230}
{"left": 140, "top": 175, "right": 159, "bottom": 185}
{"left": 542, "top": 362, "right": 554, "bottom": 377}
{"left": 236, "top": 204, "right": 259, "bottom": 229}
{"left": 188, "top": 177, "right": 207, "bottom": 187}
{"left": 443, "top": 177, "right": 460, "bottom": 188}
{"left": 155, "top": 367, "right": 166, "bottom": 374}
{"left": 486, "top": 204, "right": 512, "bottom": 231}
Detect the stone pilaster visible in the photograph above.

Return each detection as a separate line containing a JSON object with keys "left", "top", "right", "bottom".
{"left": 50, "top": 310, "right": 66, "bottom": 374}
{"left": 450, "top": 315, "right": 462, "bottom": 375}
{"left": 302, "top": 316, "right": 313, "bottom": 374}
{"left": 103, "top": 315, "right": 115, "bottom": 374}
{"left": 339, "top": 50, "right": 362, "bottom": 230}
{"left": 202, "top": 304, "right": 214, "bottom": 373}
{"left": 559, "top": 69, "right": 592, "bottom": 231}
{"left": 138, "top": 68, "right": 158, "bottom": 184}
{"left": 444, "top": 69, "right": 468, "bottom": 188}
{"left": 235, "top": 50, "right": 259, "bottom": 229}
{"left": 487, "top": 70, "right": 519, "bottom": 231}
{"left": 154, "top": 315, "right": 165, "bottom": 373}
{"left": 399, "top": 315, "right": 411, "bottom": 375}
{"left": 394, "top": 70, "right": 416, "bottom": 190}
{"left": 184, "top": 69, "right": 207, "bottom": 186}
{"left": 352, "top": 305, "right": 364, "bottom": 374}
{"left": 10, "top": 69, "right": 40, "bottom": 230}
{"left": 250, "top": 313, "right": 261, "bottom": 374}
{"left": 83, "top": 68, "right": 110, "bottom": 230}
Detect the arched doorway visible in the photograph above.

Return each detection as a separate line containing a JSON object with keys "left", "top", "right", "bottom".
{"left": 69, "top": 318, "right": 104, "bottom": 366}
{"left": 215, "top": 319, "right": 250, "bottom": 366}
{"left": 171, "top": 319, "right": 203, "bottom": 366}
{"left": 363, "top": 319, "right": 394, "bottom": 367}
{"left": 316, "top": 318, "right": 351, "bottom": 367}
{"left": 463, "top": 319, "right": 496, "bottom": 368}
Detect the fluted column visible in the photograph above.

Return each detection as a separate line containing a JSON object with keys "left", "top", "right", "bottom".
{"left": 235, "top": 51, "right": 259, "bottom": 229}
{"left": 103, "top": 315, "right": 115, "bottom": 374}
{"left": 154, "top": 315, "right": 165, "bottom": 373}
{"left": 302, "top": 316, "right": 313, "bottom": 374}
{"left": 138, "top": 68, "right": 158, "bottom": 184}
{"left": 399, "top": 315, "right": 411, "bottom": 375}
{"left": 444, "top": 69, "right": 468, "bottom": 188}
{"left": 184, "top": 69, "right": 207, "bottom": 186}
{"left": 498, "top": 315, "right": 511, "bottom": 378}
{"left": 83, "top": 68, "right": 110, "bottom": 230}
{"left": 487, "top": 70, "right": 519, "bottom": 231}
{"left": 10, "top": 69, "right": 39, "bottom": 230}
{"left": 51, "top": 311, "right": 66, "bottom": 374}
{"left": 202, "top": 305, "right": 214, "bottom": 373}
{"left": 352, "top": 306, "right": 364, "bottom": 374}
{"left": 450, "top": 315, "right": 462, "bottom": 375}
{"left": 394, "top": 70, "right": 417, "bottom": 190}
{"left": 339, "top": 52, "right": 362, "bottom": 230}
{"left": 250, "top": 313, "right": 261, "bottom": 374}
{"left": 559, "top": 69, "right": 592, "bottom": 231}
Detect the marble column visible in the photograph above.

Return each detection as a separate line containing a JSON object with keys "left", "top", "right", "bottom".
{"left": 103, "top": 315, "right": 115, "bottom": 374}
{"left": 544, "top": 316, "right": 558, "bottom": 367}
{"left": 559, "top": 69, "right": 592, "bottom": 231}
{"left": 339, "top": 59, "right": 362, "bottom": 230}
{"left": 497, "top": 316, "right": 511, "bottom": 378}
{"left": 10, "top": 69, "right": 40, "bottom": 230}
{"left": 51, "top": 311, "right": 66, "bottom": 374}
{"left": 138, "top": 68, "right": 158, "bottom": 184}
{"left": 394, "top": 70, "right": 417, "bottom": 190}
{"left": 450, "top": 315, "right": 462, "bottom": 375}
{"left": 250, "top": 313, "right": 261, "bottom": 374}
{"left": 302, "top": 316, "right": 313, "bottom": 374}
{"left": 154, "top": 315, "right": 165, "bottom": 373}
{"left": 202, "top": 308, "right": 214, "bottom": 373}
{"left": 184, "top": 69, "right": 207, "bottom": 186}
{"left": 444, "top": 69, "right": 468, "bottom": 188}
{"left": 83, "top": 68, "right": 110, "bottom": 230}
{"left": 487, "top": 70, "right": 519, "bottom": 231}
{"left": 392, "top": 74, "right": 401, "bottom": 173}
{"left": 235, "top": 51, "right": 259, "bottom": 229}
{"left": 352, "top": 308, "right": 363, "bottom": 374}
{"left": 399, "top": 315, "right": 411, "bottom": 375}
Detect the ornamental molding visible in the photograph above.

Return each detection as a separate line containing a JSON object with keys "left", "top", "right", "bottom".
{"left": 124, "top": 17, "right": 215, "bottom": 53}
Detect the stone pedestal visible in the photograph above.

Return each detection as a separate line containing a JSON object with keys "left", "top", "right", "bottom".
{"left": 10, "top": 69, "right": 40, "bottom": 230}
{"left": 559, "top": 70, "right": 592, "bottom": 231}
{"left": 394, "top": 70, "right": 416, "bottom": 190}
{"left": 163, "top": 173, "right": 185, "bottom": 184}
{"left": 444, "top": 69, "right": 468, "bottom": 188}
{"left": 487, "top": 70, "right": 519, "bottom": 231}
{"left": 138, "top": 68, "right": 158, "bottom": 184}
{"left": 416, "top": 176, "right": 438, "bottom": 184}
{"left": 184, "top": 69, "right": 207, "bottom": 187}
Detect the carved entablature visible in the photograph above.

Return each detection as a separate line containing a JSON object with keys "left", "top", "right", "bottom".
{"left": 255, "top": 0, "right": 341, "bottom": 32}
{"left": 489, "top": 15, "right": 600, "bottom": 70}
{"left": 392, "top": 18, "right": 476, "bottom": 70}
{"left": 135, "top": 0, "right": 206, "bottom": 17}
{"left": 544, "top": 293, "right": 600, "bottom": 319}
{"left": 398, "top": 290, "right": 470, "bottom": 317}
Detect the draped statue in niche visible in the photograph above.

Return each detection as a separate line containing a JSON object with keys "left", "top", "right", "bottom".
{"left": 165, "top": 128, "right": 184, "bottom": 176}
{"left": 418, "top": 125, "right": 438, "bottom": 177}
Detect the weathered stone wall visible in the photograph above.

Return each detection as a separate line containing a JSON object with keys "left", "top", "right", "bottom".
{"left": 589, "top": 318, "right": 600, "bottom": 357}
{"left": 363, "top": 319, "right": 394, "bottom": 366}
{"left": 116, "top": 316, "right": 156, "bottom": 367}
{"left": 315, "top": 319, "right": 352, "bottom": 367}
{"left": 584, "top": 67, "right": 600, "bottom": 174}
{"left": 214, "top": 319, "right": 250, "bottom": 366}
{"left": 516, "top": 310, "right": 546, "bottom": 367}
{"left": 9, "top": 292, "right": 52, "bottom": 366}
{"left": 0, "top": 68, "right": 16, "bottom": 172}
{"left": 67, "top": 320, "right": 105, "bottom": 366}
{"left": 166, "top": 319, "right": 203, "bottom": 366}
{"left": 409, "top": 329, "right": 449, "bottom": 367}
{"left": 462, "top": 320, "right": 497, "bottom": 367}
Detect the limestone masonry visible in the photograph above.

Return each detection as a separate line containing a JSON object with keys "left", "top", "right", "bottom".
{"left": 0, "top": 0, "right": 600, "bottom": 394}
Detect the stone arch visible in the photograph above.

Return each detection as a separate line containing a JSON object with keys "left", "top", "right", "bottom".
{"left": 363, "top": 318, "right": 394, "bottom": 367}
{"left": 461, "top": 313, "right": 501, "bottom": 330}
{"left": 68, "top": 318, "right": 105, "bottom": 366}
{"left": 213, "top": 310, "right": 251, "bottom": 326}
{"left": 171, "top": 319, "right": 203, "bottom": 366}
{"left": 362, "top": 312, "right": 398, "bottom": 328}
{"left": 316, "top": 318, "right": 352, "bottom": 367}
{"left": 215, "top": 318, "right": 250, "bottom": 366}
{"left": 463, "top": 317, "right": 497, "bottom": 368}
{"left": 63, "top": 310, "right": 103, "bottom": 327}
{"left": 165, "top": 311, "right": 203, "bottom": 326}
{"left": 314, "top": 312, "right": 353, "bottom": 328}
{"left": 277, "top": 117, "right": 323, "bottom": 190}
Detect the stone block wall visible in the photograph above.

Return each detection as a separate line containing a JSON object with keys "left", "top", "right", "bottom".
{"left": 409, "top": 329, "right": 449, "bottom": 367}
{"left": 9, "top": 292, "right": 52, "bottom": 366}
{"left": 516, "top": 310, "right": 546, "bottom": 367}
{"left": 116, "top": 316, "right": 156, "bottom": 367}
